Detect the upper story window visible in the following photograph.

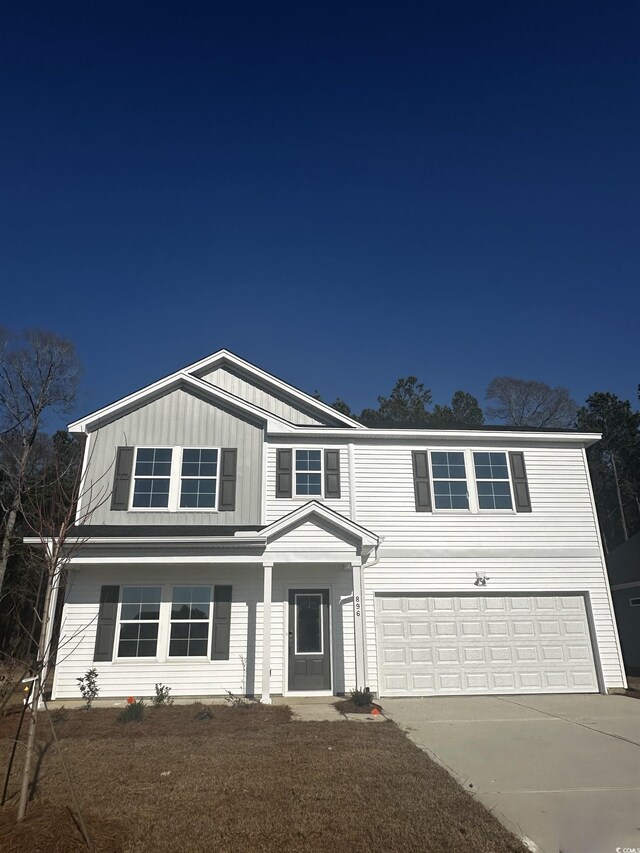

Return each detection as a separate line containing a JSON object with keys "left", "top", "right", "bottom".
{"left": 132, "top": 448, "right": 173, "bottom": 508}
{"left": 180, "top": 449, "right": 218, "bottom": 508}
{"left": 413, "top": 448, "right": 529, "bottom": 514}
{"left": 295, "top": 450, "right": 322, "bottom": 496}
{"left": 120, "top": 446, "right": 231, "bottom": 512}
{"left": 473, "top": 452, "right": 513, "bottom": 510}
{"left": 431, "top": 451, "right": 469, "bottom": 510}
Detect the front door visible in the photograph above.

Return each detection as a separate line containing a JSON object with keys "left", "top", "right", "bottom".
{"left": 288, "top": 589, "right": 332, "bottom": 691}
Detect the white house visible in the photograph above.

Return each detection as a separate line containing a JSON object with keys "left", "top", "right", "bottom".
{"left": 43, "top": 350, "right": 627, "bottom": 701}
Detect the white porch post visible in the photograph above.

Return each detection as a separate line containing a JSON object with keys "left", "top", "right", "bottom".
{"left": 261, "top": 561, "right": 273, "bottom": 704}
{"left": 351, "top": 558, "right": 367, "bottom": 690}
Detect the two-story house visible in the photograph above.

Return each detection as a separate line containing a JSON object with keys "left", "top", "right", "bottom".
{"left": 43, "top": 350, "right": 627, "bottom": 701}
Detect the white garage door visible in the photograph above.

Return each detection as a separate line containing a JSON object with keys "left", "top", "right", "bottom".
{"left": 376, "top": 594, "right": 599, "bottom": 696}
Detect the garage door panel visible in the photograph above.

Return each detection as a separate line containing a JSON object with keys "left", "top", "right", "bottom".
{"left": 376, "top": 594, "right": 598, "bottom": 696}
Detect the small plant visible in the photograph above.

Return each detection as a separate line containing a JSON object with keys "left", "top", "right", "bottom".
{"left": 224, "top": 689, "right": 249, "bottom": 708}
{"left": 77, "top": 668, "right": 99, "bottom": 710}
{"left": 350, "top": 687, "right": 375, "bottom": 709}
{"left": 152, "top": 683, "right": 173, "bottom": 707}
{"left": 194, "top": 706, "right": 213, "bottom": 721}
{"left": 119, "top": 697, "right": 145, "bottom": 723}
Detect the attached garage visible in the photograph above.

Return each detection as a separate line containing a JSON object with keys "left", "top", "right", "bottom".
{"left": 376, "top": 594, "right": 600, "bottom": 696}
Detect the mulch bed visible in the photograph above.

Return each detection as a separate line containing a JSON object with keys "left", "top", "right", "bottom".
{"left": 1, "top": 702, "right": 526, "bottom": 853}
{"left": 334, "top": 699, "right": 384, "bottom": 715}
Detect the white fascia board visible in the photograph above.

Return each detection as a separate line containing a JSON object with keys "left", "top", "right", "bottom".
{"left": 68, "top": 373, "right": 295, "bottom": 434}
{"left": 184, "top": 349, "right": 367, "bottom": 430}
{"left": 267, "top": 428, "right": 603, "bottom": 447}
{"left": 262, "top": 500, "right": 379, "bottom": 547}
{"left": 24, "top": 536, "right": 266, "bottom": 547}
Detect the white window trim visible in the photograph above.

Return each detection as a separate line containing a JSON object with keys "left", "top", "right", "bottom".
{"left": 129, "top": 446, "right": 221, "bottom": 512}
{"left": 167, "top": 585, "right": 213, "bottom": 660}
{"left": 428, "top": 448, "right": 517, "bottom": 515}
{"left": 294, "top": 448, "right": 324, "bottom": 499}
{"left": 115, "top": 584, "right": 163, "bottom": 662}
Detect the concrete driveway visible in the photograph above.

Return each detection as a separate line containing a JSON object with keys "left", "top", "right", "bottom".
{"left": 382, "top": 694, "right": 640, "bottom": 853}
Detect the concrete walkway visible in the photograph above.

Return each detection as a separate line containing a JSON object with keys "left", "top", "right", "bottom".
{"left": 382, "top": 694, "right": 640, "bottom": 853}
{"left": 273, "top": 696, "right": 344, "bottom": 721}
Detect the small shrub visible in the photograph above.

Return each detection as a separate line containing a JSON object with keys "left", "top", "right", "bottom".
{"left": 77, "top": 668, "right": 99, "bottom": 710}
{"left": 350, "top": 687, "right": 374, "bottom": 709}
{"left": 194, "top": 706, "right": 213, "bottom": 721}
{"left": 119, "top": 698, "right": 145, "bottom": 723}
{"left": 225, "top": 689, "right": 249, "bottom": 708}
{"left": 152, "top": 683, "right": 173, "bottom": 707}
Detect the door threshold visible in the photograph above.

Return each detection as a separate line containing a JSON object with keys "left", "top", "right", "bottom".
{"left": 285, "top": 690, "right": 335, "bottom": 698}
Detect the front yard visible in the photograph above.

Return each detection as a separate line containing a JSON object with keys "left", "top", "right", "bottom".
{"left": 0, "top": 702, "right": 525, "bottom": 852}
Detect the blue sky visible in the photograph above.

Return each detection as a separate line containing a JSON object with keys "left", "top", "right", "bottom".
{"left": 1, "top": 1, "right": 638, "bottom": 422}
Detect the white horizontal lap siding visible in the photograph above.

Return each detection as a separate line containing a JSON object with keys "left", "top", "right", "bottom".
{"left": 265, "top": 444, "right": 351, "bottom": 524}
{"left": 53, "top": 565, "right": 262, "bottom": 700}
{"left": 354, "top": 444, "right": 602, "bottom": 547}
{"left": 268, "top": 521, "right": 358, "bottom": 553}
{"left": 363, "top": 557, "right": 625, "bottom": 693}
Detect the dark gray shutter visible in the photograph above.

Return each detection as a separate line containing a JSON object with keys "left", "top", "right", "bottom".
{"left": 218, "top": 449, "right": 237, "bottom": 511}
{"left": 412, "top": 450, "right": 432, "bottom": 512}
{"left": 276, "top": 449, "right": 293, "bottom": 498}
{"left": 93, "top": 585, "right": 119, "bottom": 662}
{"left": 509, "top": 451, "right": 532, "bottom": 512}
{"left": 111, "top": 447, "right": 134, "bottom": 511}
{"left": 211, "top": 585, "right": 232, "bottom": 660}
{"left": 324, "top": 449, "right": 341, "bottom": 499}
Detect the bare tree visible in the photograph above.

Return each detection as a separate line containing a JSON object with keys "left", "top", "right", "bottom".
{"left": 0, "top": 329, "right": 81, "bottom": 598}
{"left": 486, "top": 377, "right": 577, "bottom": 428}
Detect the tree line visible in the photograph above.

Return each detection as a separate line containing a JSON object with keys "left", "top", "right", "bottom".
{"left": 1, "top": 329, "right": 639, "bottom": 661}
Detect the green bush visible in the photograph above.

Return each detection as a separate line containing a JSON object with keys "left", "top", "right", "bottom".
{"left": 119, "top": 698, "right": 145, "bottom": 723}
{"left": 77, "top": 668, "right": 99, "bottom": 710}
{"left": 350, "top": 688, "right": 374, "bottom": 708}
{"left": 152, "top": 683, "right": 173, "bottom": 707}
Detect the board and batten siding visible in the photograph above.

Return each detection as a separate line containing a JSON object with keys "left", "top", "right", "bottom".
{"left": 197, "top": 365, "right": 335, "bottom": 426}
{"left": 80, "top": 388, "right": 263, "bottom": 526}
{"left": 52, "top": 564, "right": 357, "bottom": 699}
{"left": 265, "top": 444, "right": 352, "bottom": 523}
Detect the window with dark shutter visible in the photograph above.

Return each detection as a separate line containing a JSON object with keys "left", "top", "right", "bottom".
{"left": 218, "top": 449, "right": 237, "bottom": 511}
{"left": 324, "top": 450, "right": 341, "bottom": 499}
{"left": 111, "top": 448, "right": 134, "bottom": 511}
{"left": 276, "top": 449, "right": 293, "bottom": 498}
{"left": 93, "top": 585, "right": 120, "bottom": 661}
{"left": 509, "top": 452, "right": 532, "bottom": 512}
{"left": 211, "top": 585, "right": 232, "bottom": 660}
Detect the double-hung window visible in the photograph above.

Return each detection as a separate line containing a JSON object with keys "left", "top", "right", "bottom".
{"left": 132, "top": 449, "right": 172, "bottom": 508}
{"left": 180, "top": 449, "right": 218, "bottom": 508}
{"left": 431, "top": 451, "right": 469, "bottom": 509}
{"left": 169, "top": 586, "right": 211, "bottom": 657}
{"left": 295, "top": 450, "right": 322, "bottom": 496}
{"left": 117, "top": 586, "right": 162, "bottom": 658}
{"left": 473, "top": 452, "right": 513, "bottom": 510}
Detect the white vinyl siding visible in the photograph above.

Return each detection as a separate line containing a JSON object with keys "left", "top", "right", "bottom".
{"left": 51, "top": 564, "right": 356, "bottom": 699}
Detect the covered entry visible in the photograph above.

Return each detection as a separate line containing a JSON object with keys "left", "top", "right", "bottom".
{"left": 376, "top": 594, "right": 599, "bottom": 696}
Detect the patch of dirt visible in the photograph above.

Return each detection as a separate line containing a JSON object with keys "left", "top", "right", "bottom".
{"left": 0, "top": 703, "right": 526, "bottom": 853}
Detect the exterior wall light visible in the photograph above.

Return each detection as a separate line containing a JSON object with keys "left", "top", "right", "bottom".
{"left": 474, "top": 571, "right": 489, "bottom": 587}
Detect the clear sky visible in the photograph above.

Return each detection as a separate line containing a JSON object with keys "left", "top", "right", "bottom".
{"left": 1, "top": 1, "right": 638, "bottom": 422}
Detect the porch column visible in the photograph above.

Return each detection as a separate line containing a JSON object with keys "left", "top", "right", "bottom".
{"left": 261, "top": 561, "right": 273, "bottom": 704}
{"left": 351, "top": 558, "right": 367, "bottom": 690}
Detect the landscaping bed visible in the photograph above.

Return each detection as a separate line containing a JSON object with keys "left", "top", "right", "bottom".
{"left": 1, "top": 702, "right": 526, "bottom": 853}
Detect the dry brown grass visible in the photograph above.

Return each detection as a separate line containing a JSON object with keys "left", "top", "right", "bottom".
{"left": 1, "top": 702, "right": 526, "bottom": 853}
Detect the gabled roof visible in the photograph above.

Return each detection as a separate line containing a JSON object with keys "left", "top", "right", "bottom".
{"left": 184, "top": 349, "right": 366, "bottom": 429}
{"left": 261, "top": 501, "right": 379, "bottom": 552}
{"left": 68, "top": 373, "right": 296, "bottom": 433}
{"left": 69, "top": 348, "right": 366, "bottom": 433}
